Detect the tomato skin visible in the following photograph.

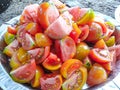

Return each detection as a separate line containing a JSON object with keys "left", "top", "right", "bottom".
{"left": 62, "top": 66, "right": 87, "bottom": 90}
{"left": 75, "top": 42, "right": 90, "bottom": 61}
{"left": 40, "top": 74, "right": 62, "bottom": 90}
{"left": 7, "top": 26, "right": 17, "bottom": 35}
{"left": 87, "top": 63, "right": 107, "bottom": 86}
{"left": 4, "top": 31, "right": 15, "bottom": 45}
{"left": 31, "top": 66, "right": 44, "bottom": 88}
{"left": 60, "top": 59, "right": 83, "bottom": 79}
{"left": 42, "top": 53, "right": 62, "bottom": 70}
{"left": 89, "top": 48, "right": 112, "bottom": 63}
{"left": 35, "top": 33, "right": 52, "bottom": 47}
{"left": 10, "top": 59, "right": 36, "bottom": 83}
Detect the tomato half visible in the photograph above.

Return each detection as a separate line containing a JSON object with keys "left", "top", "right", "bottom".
{"left": 7, "top": 26, "right": 17, "bottom": 35}
{"left": 94, "top": 39, "right": 107, "bottom": 49}
{"left": 10, "top": 59, "right": 36, "bottom": 83}
{"left": 40, "top": 74, "right": 62, "bottom": 90}
{"left": 87, "top": 63, "right": 107, "bottom": 86}
{"left": 89, "top": 48, "right": 112, "bottom": 63}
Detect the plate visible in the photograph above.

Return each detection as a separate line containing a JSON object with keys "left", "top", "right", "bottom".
{"left": 0, "top": 1, "right": 120, "bottom": 90}
{"left": 115, "top": 5, "right": 120, "bottom": 23}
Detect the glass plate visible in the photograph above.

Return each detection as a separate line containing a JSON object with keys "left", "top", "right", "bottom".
{"left": 0, "top": 0, "right": 120, "bottom": 90}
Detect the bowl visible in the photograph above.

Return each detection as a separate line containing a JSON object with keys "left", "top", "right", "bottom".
{"left": 0, "top": 0, "right": 120, "bottom": 90}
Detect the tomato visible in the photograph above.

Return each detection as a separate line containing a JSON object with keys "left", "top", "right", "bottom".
{"left": 42, "top": 53, "right": 61, "bottom": 70}
{"left": 36, "top": 46, "right": 50, "bottom": 64}
{"left": 89, "top": 48, "right": 112, "bottom": 63}
{"left": 4, "top": 31, "right": 15, "bottom": 45}
{"left": 20, "top": 4, "right": 39, "bottom": 24}
{"left": 62, "top": 66, "right": 87, "bottom": 90}
{"left": 25, "top": 22, "right": 42, "bottom": 36}
{"left": 31, "top": 66, "right": 44, "bottom": 88}
{"left": 85, "top": 22, "right": 103, "bottom": 42}
{"left": 17, "top": 47, "right": 28, "bottom": 64}
{"left": 75, "top": 42, "right": 90, "bottom": 61}
{"left": 76, "top": 8, "right": 95, "bottom": 25}
{"left": 27, "top": 48, "right": 44, "bottom": 61}
{"left": 105, "top": 36, "right": 115, "bottom": 47}
{"left": 87, "top": 63, "right": 107, "bottom": 86}
{"left": 83, "top": 57, "right": 92, "bottom": 70}
{"left": 10, "top": 52, "right": 21, "bottom": 70}
{"left": 40, "top": 74, "right": 62, "bottom": 90}
{"left": 22, "top": 33, "right": 36, "bottom": 50}
{"left": 60, "top": 59, "right": 83, "bottom": 79}
{"left": 10, "top": 59, "right": 36, "bottom": 83}
{"left": 3, "top": 39, "right": 19, "bottom": 57}
{"left": 79, "top": 25, "right": 89, "bottom": 41}
{"left": 69, "top": 23, "right": 81, "bottom": 42}
{"left": 35, "top": 33, "right": 52, "bottom": 47}
{"left": 94, "top": 39, "right": 107, "bottom": 49}
{"left": 7, "top": 26, "right": 17, "bottom": 35}
{"left": 38, "top": 2, "right": 59, "bottom": 29}
{"left": 55, "top": 36, "right": 76, "bottom": 62}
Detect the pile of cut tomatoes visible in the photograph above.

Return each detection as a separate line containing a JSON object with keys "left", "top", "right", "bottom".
{"left": 3, "top": 0, "right": 120, "bottom": 89}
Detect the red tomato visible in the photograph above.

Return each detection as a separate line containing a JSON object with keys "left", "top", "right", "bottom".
{"left": 21, "top": 33, "right": 36, "bottom": 50}
{"left": 40, "top": 74, "right": 62, "bottom": 90}
{"left": 55, "top": 36, "right": 76, "bottom": 62}
{"left": 10, "top": 59, "right": 36, "bottom": 83}
{"left": 85, "top": 22, "right": 103, "bottom": 42}
{"left": 89, "top": 48, "right": 112, "bottom": 63}
{"left": 20, "top": 4, "right": 39, "bottom": 24}
{"left": 79, "top": 25, "right": 89, "bottom": 41}
{"left": 42, "top": 53, "right": 62, "bottom": 70}
{"left": 87, "top": 63, "right": 107, "bottom": 86}
{"left": 7, "top": 26, "right": 17, "bottom": 35}
{"left": 25, "top": 22, "right": 42, "bottom": 36}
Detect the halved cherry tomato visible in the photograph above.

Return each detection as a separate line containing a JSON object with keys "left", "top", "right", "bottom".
{"left": 75, "top": 42, "right": 90, "bottom": 61}
{"left": 10, "top": 59, "right": 36, "bottom": 83}
{"left": 89, "top": 48, "right": 112, "bottom": 63}
{"left": 35, "top": 33, "right": 52, "bottom": 47}
{"left": 62, "top": 66, "right": 87, "bottom": 90}
{"left": 79, "top": 25, "right": 89, "bottom": 41}
{"left": 94, "top": 39, "right": 107, "bottom": 49}
{"left": 85, "top": 22, "right": 103, "bottom": 42}
{"left": 31, "top": 66, "right": 44, "bottom": 88}
{"left": 40, "top": 74, "right": 62, "bottom": 90}
{"left": 25, "top": 22, "right": 42, "bottom": 36}
{"left": 7, "top": 26, "right": 17, "bottom": 35}
{"left": 87, "top": 63, "right": 107, "bottom": 86}
{"left": 38, "top": 2, "right": 59, "bottom": 29}
{"left": 60, "top": 59, "right": 83, "bottom": 79}
{"left": 22, "top": 33, "right": 36, "bottom": 50}
{"left": 42, "top": 53, "right": 62, "bottom": 70}
{"left": 55, "top": 36, "right": 76, "bottom": 62}
{"left": 105, "top": 36, "right": 115, "bottom": 47}
{"left": 4, "top": 31, "right": 15, "bottom": 45}
{"left": 3, "top": 39, "right": 19, "bottom": 57}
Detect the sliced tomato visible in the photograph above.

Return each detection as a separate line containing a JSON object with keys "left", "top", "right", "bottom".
{"left": 42, "top": 53, "right": 62, "bottom": 70}
{"left": 25, "top": 22, "right": 42, "bottom": 36}
{"left": 85, "top": 22, "right": 103, "bottom": 42}
{"left": 55, "top": 36, "right": 76, "bottom": 62}
{"left": 4, "top": 31, "right": 15, "bottom": 45}
{"left": 10, "top": 59, "right": 36, "bottom": 83}
{"left": 20, "top": 4, "right": 39, "bottom": 24}
{"left": 60, "top": 59, "right": 83, "bottom": 79}
{"left": 40, "top": 74, "right": 62, "bottom": 90}
{"left": 94, "top": 39, "right": 107, "bottom": 49}
{"left": 21, "top": 33, "right": 36, "bottom": 50}
{"left": 3, "top": 39, "right": 19, "bottom": 57}
{"left": 35, "top": 33, "right": 52, "bottom": 47}
{"left": 79, "top": 25, "right": 89, "bottom": 41}
{"left": 89, "top": 48, "right": 112, "bottom": 63}
{"left": 105, "top": 36, "right": 115, "bottom": 47}
{"left": 36, "top": 46, "right": 50, "bottom": 64}
{"left": 31, "top": 66, "right": 44, "bottom": 88}
{"left": 7, "top": 26, "right": 17, "bottom": 35}
{"left": 38, "top": 2, "right": 59, "bottom": 29}
{"left": 62, "top": 66, "right": 87, "bottom": 90}
{"left": 87, "top": 63, "right": 107, "bottom": 86}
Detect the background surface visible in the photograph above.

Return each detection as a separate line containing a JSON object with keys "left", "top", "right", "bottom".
{"left": 0, "top": 0, "right": 120, "bottom": 26}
